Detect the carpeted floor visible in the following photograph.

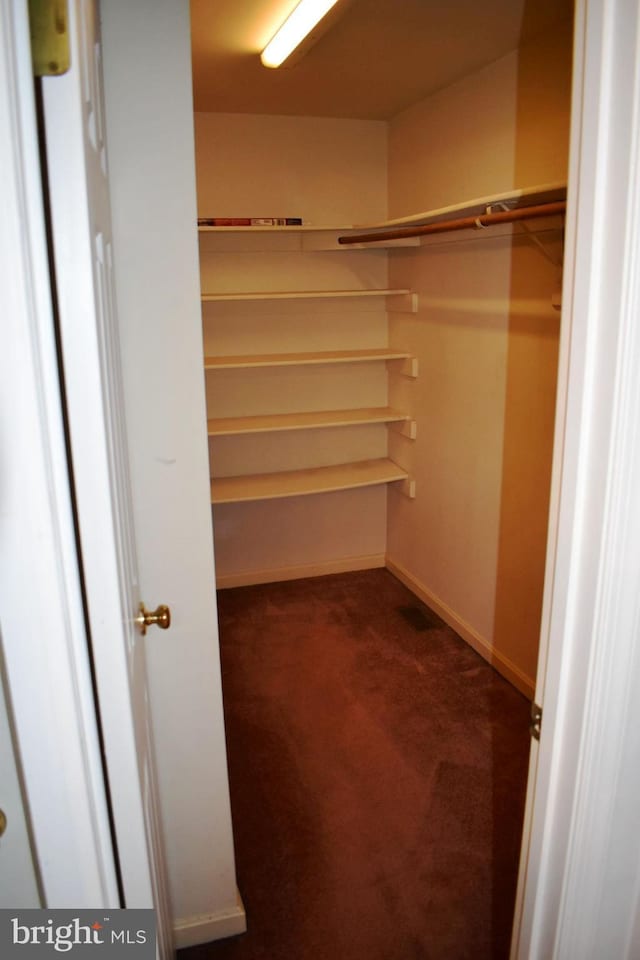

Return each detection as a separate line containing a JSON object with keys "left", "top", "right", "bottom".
{"left": 180, "top": 569, "right": 531, "bottom": 960}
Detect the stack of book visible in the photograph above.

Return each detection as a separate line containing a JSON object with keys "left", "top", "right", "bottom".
{"left": 198, "top": 217, "right": 303, "bottom": 226}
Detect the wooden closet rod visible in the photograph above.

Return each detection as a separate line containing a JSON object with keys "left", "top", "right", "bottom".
{"left": 338, "top": 200, "right": 566, "bottom": 245}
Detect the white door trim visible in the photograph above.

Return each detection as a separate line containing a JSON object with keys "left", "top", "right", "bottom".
{"left": 6, "top": 0, "right": 640, "bottom": 952}
{"left": 515, "top": 0, "right": 640, "bottom": 955}
{"left": 0, "top": 0, "right": 119, "bottom": 907}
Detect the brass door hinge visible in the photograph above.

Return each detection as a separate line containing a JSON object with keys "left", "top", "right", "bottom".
{"left": 28, "top": 0, "right": 70, "bottom": 76}
{"left": 530, "top": 702, "right": 543, "bottom": 741}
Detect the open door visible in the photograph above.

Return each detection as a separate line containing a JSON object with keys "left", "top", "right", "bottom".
{"left": 39, "top": 0, "right": 173, "bottom": 954}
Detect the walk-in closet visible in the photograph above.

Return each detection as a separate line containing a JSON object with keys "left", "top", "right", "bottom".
{"left": 186, "top": 0, "right": 575, "bottom": 955}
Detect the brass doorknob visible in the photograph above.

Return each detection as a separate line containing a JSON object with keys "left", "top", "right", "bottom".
{"left": 0, "top": 809, "right": 7, "bottom": 837}
{"left": 135, "top": 602, "right": 171, "bottom": 636}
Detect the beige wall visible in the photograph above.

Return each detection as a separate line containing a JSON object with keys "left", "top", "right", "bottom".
{"left": 194, "top": 112, "right": 387, "bottom": 225}
{"left": 389, "top": 20, "right": 572, "bottom": 216}
{"left": 193, "top": 20, "right": 573, "bottom": 692}
{"left": 194, "top": 113, "right": 392, "bottom": 584}
{"left": 387, "top": 23, "right": 572, "bottom": 694}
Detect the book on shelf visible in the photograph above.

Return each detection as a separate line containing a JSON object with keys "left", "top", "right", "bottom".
{"left": 198, "top": 217, "right": 303, "bottom": 227}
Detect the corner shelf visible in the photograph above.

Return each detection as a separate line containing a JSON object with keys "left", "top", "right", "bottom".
{"left": 197, "top": 224, "right": 420, "bottom": 251}
{"left": 203, "top": 347, "right": 413, "bottom": 370}
{"left": 210, "top": 458, "right": 412, "bottom": 504}
{"left": 207, "top": 406, "right": 411, "bottom": 437}
{"left": 201, "top": 288, "right": 412, "bottom": 302}
{"left": 201, "top": 288, "right": 418, "bottom": 314}
{"left": 197, "top": 184, "right": 566, "bottom": 252}
{"left": 202, "top": 213, "right": 420, "bottom": 521}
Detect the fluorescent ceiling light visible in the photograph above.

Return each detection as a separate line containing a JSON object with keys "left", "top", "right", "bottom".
{"left": 261, "top": 0, "right": 340, "bottom": 68}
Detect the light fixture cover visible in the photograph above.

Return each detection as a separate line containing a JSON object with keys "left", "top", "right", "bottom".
{"left": 261, "top": 0, "right": 340, "bottom": 68}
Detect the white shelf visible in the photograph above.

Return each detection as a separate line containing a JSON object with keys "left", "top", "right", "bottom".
{"left": 207, "top": 406, "right": 409, "bottom": 437}
{"left": 353, "top": 181, "right": 567, "bottom": 232}
{"left": 198, "top": 225, "right": 419, "bottom": 251}
{"left": 201, "top": 288, "right": 411, "bottom": 303}
{"left": 197, "top": 185, "right": 566, "bottom": 250}
{"left": 203, "top": 348, "right": 412, "bottom": 370}
{"left": 198, "top": 223, "right": 353, "bottom": 233}
{"left": 211, "top": 458, "right": 409, "bottom": 504}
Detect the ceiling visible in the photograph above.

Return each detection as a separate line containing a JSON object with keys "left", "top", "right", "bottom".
{"left": 190, "top": 0, "right": 573, "bottom": 121}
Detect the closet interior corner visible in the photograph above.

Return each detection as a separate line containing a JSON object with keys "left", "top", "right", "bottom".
{"left": 192, "top": 2, "right": 573, "bottom": 697}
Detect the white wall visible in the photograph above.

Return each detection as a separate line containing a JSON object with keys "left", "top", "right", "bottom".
{"left": 100, "top": 1, "right": 242, "bottom": 944}
{"left": 194, "top": 112, "right": 387, "bottom": 226}
{"left": 388, "top": 22, "right": 572, "bottom": 217}
{"left": 194, "top": 113, "right": 392, "bottom": 586}
{"left": 386, "top": 23, "right": 573, "bottom": 694}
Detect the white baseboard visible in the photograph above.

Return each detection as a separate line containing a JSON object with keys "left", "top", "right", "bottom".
{"left": 385, "top": 557, "right": 535, "bottom": 700}
{"left": 215, "top": 553, "right": 386, "bottom": 590}
{"left": 173, "top": 890, "right": 247, "bottom": 949}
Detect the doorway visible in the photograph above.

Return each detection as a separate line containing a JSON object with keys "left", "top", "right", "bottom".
{"left": 186, "top": 1, "right": 574, "bottom": 956}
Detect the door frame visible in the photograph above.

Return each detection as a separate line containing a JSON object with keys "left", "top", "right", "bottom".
{"left": 513, "top": 0, "right": 640, "bottom": 955}
{"left": 4, "top": 0, "right": 640, "bottom": 953}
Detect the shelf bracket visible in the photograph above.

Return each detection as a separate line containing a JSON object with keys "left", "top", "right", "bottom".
{"left": 400, "top": 476, "right": 416, "bottom": 499}
{"left": 388, "top": 292, "right": 418, "bottom": 314}
{"left": 489, "top": 201, "right": 564, "bottom": 267}
{"left": 400, "top": 356, "right": 418, "bottom": 378}
{"left": 390, "top": 419, "right": 417, "bottom": 440}
{"left": 388, "top": 355, "right": 418, "bottom": 378}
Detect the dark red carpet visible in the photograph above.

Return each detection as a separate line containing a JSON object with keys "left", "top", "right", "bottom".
{"left": 180, "top": 569, "right": 531, "bottom": 960}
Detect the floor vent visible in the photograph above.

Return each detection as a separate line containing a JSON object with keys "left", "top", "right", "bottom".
{"left": 397, "top": 604, "right": 444, "bottom": 632}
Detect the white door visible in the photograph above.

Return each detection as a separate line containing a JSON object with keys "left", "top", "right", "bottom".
{"left": 40, "top": 0, "right": 172, "bottom": 954}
